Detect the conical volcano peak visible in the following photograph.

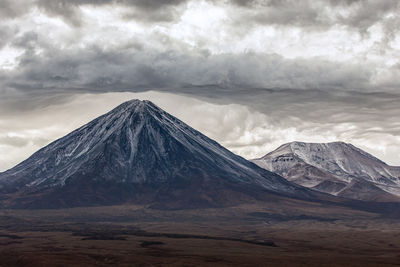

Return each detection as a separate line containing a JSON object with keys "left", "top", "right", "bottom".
{"left": 112, "top": 99, "right": 157, "bottom": 115}
{"left": 90, "top": 99, "right": 167, "bottom": 133}
{"left": 118, "top": 99, "right": 155, "bottom": 107}
{"left": 110, "top": 99, "right": 174, "bottom": 126}
{"left": 0, "top": 99, "right": 313, "bottom": 208}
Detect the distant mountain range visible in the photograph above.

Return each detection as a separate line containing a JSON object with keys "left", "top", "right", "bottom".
{"left": 252, "top": 142, "right": 400, "bottom": 202}
{"left": 0, "top": 100, "right": 317, "bottom": 209}
{"left": 1, "top": 99, "right": 398, "bottom": 209}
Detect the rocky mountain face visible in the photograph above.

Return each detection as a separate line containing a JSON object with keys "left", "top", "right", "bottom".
{"left": 0, "top": 100, "right": 316, "bottom": 209}
{"left": 252, "top": 142, "right": 400, "bottom": 201}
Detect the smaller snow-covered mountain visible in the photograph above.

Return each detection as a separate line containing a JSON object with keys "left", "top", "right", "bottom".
{"left": 252, "top": 142, "right": 400, "bottom": 202}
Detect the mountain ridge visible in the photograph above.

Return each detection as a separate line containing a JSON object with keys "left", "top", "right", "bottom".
{"left": 252, "top": 141, "right": 400, "bottom": 201}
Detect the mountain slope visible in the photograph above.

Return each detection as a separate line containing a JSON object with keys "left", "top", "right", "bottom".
{"left": 252, "top": 141, "right": 400, "bottom": 201}
{"left": 0, "top": 100, "right": 316, "bottom": 209}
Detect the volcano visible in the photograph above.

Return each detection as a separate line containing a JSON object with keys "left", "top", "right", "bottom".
{"left": 0, "top": 100, "right": 315, "bottom": 209}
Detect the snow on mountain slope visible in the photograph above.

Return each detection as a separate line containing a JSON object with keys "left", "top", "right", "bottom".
{"left": 252, "top": 141, "right": 400, "bottom": 201}
{"left": 0, "top": 100, "right": 315, "bottom": 208}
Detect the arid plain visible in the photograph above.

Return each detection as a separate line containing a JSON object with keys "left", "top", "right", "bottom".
{"left": 1, "top": 198, "right": 400, "bottom": 266}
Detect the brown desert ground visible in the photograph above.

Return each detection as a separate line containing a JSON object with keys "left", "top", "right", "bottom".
{"left": 1, "top": 198, "right": 400, "bottom": 266}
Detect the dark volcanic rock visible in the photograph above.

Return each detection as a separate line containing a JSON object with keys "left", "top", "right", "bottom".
{"left": 0, "top": 100, "right": 315, "bottom": 209}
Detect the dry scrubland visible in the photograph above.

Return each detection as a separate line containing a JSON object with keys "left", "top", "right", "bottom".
{"left": 1, "top": 200, "right": 400, "bottom": 266}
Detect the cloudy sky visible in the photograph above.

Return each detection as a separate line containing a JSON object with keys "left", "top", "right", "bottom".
{"left": 0, "top": 0, "right": 399, "bottom": 171}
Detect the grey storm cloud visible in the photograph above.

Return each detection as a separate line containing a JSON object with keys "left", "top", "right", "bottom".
{"left": 1, "top": 0, "right": 399, "bottom": 32}
{"left": 337, "top": 0, "right": 399, "bottom": 29}
{"left": 0, "top": 0, "right": 32, "bottom": 20}
{"left": 1, "top": 41, "right": 376, "bottom": 95}
{"left": 36, "top": 0, "right": 190, "bottom": 25}
{"left": 223, "top": 0, "right": 400, "bottom": 37}
{"left": 0, "top": 26, "right": 14, "bottom": 49}
{"left": 0, "top": 0, "right": 399, "bottom": 122}
{"left": 0, "top": 0, "right": 190, "bottom": 26}
{"left": 1, "top": 39, "right": 398, "bottom": 143}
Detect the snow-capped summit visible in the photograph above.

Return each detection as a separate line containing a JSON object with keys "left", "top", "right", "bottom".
{"left": 252, "top": 141, "right": 400, "bottom": 201}
{"left": 0, "top": 100, "right": 314, "bottom": 208}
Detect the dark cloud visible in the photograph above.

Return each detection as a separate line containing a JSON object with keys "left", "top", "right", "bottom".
{"left": 1, "top": 0, "right": 399, "bottom": 34}
{"left": 116, "top": 0, "right": 189, "bottom": 23}
{"left": 0, "top": 0, "right": 189, "bottom": 25}
{"left": 2, "top": 43, "right": 376, "bottom": 97}
{"left": 228, "top": 0, "right": 326, "bottom": 28}
{"left": 0, "top": 0, "right": 32, "bottom": 20}
{"left": 36, "top": 0, "right": 86, "bottom": 27}
{"left": 2, "top": 41, "right": 398, "bottom": 142}
{"left": 36, "top": 0, "right": 189, "bottom": 26}
{"left": 0, "top": 26, "right": 14, "bottom": 49}
{"left": 337, "top": 0, "right": 399, "bottom": 31}
{"left": 224, "top": 0, "right": 400, "bottom": 34}
{"left": 11, "top": 32, "right": 39, "bottom": 50}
